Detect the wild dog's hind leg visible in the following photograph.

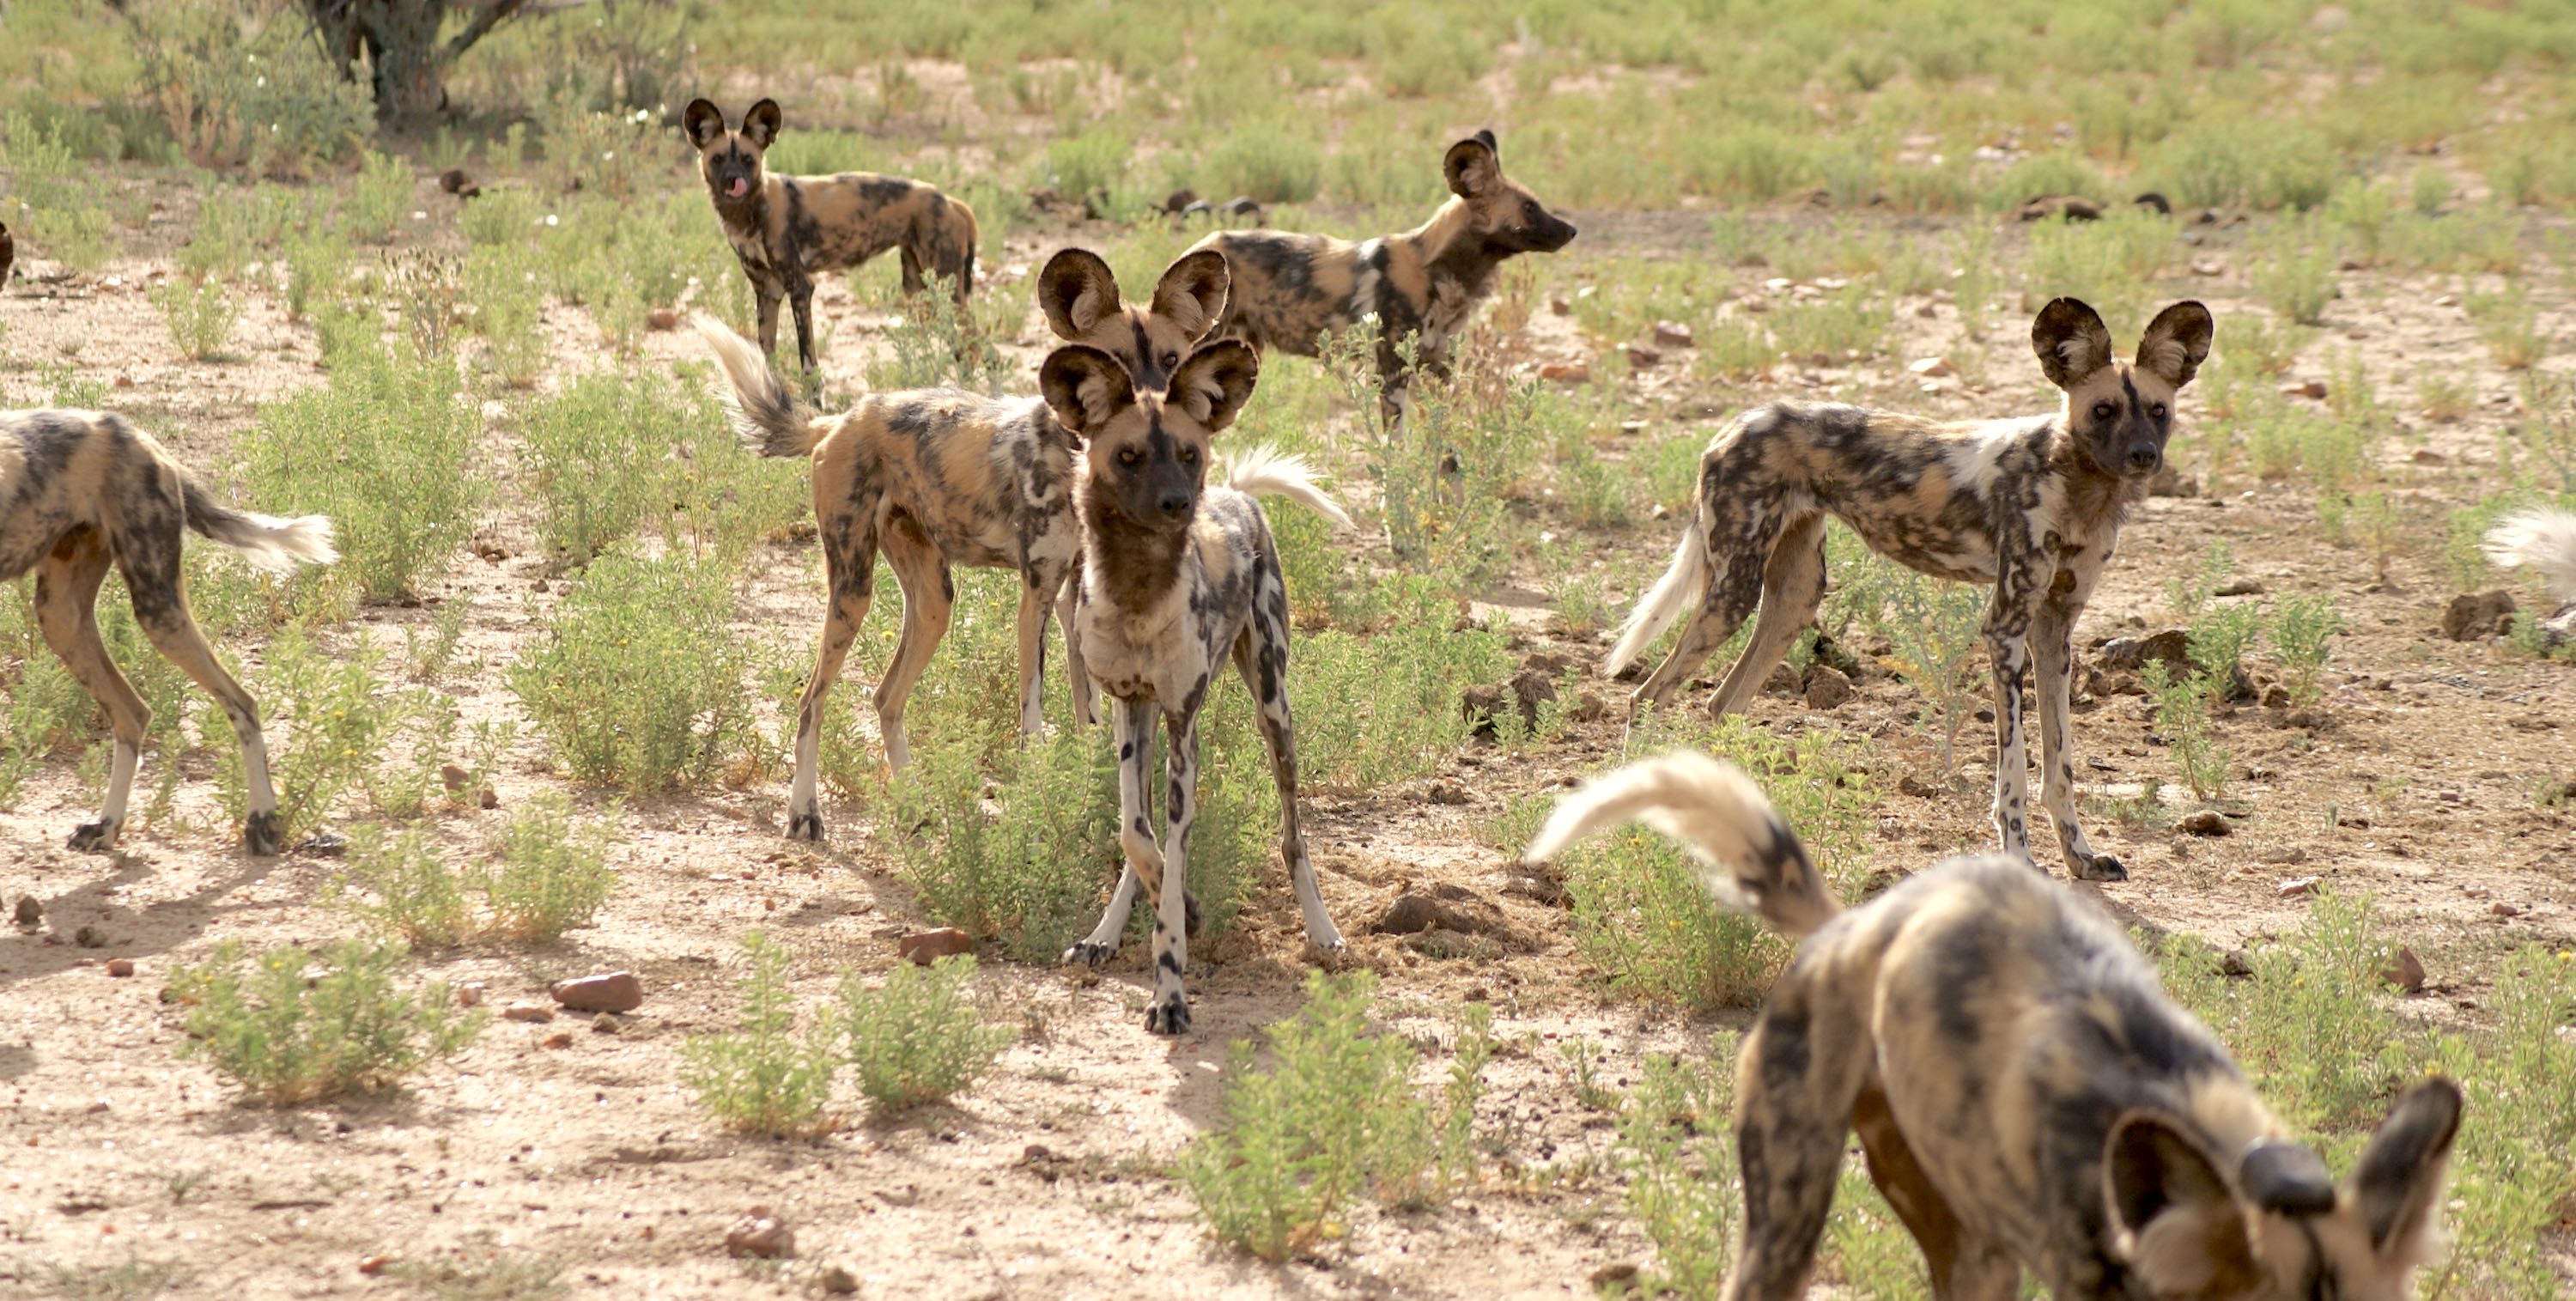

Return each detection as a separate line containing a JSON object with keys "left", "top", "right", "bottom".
{"left": 1632, "top": 495, "right": 1782, "bottom": 715}
{"left": 1233, "top": 564, "right": 1343, "bottom": 957}
{"left": 1983, "top": 543, "right": 2048, "bottom": 866}
{"left": 117, "top": 512, "right": 287, "bottom": 854}
{"left": 1145, "top": 709, "right": 1200, "bottom": 1036}
{"left": 1013, "top": 560, "right": 1064, "bottom": 741}
{"left": 872, "top": 518, "right": 952, "bottom": 774}
{"left": 2032, "top": 575, "right": 2123, "bottom": 881}
{"left": 1065, "top": 697, "right": 1162, "bottom": 967}
{"left": 1054, "top": 573, "right": 1097, "bottom": 727}
{"left": 33, "top": 532, "right": 146, "bottom": 853}
{"left": 1725, "top": 970, "right": 1876, "bottom": 1301}
{"left": 1707, "top": 512, "right": 1826, "bottom": 717}
{"left": 787, "top": 511, "right": 878, "bottom": 841}
{"left": 1852, "top": 1088, "right": 2020, "bottom": 1300}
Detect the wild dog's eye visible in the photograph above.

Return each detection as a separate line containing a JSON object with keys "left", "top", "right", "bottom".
{"left": 2092, "top": 401, "right": 2117, "bottom": 420}
{"left": 1522, "top": 199, "right": 1540, "bottom": 221}
{"left": 2150, "top": 403, "right": 2168, "bottom": 419}
{"left": 1179, "top": 445, "right": 1199, "bottom": 464}
{"left": 1162, "top": 352, "right": 1180, "bottom": 371}
{"left": 1117, "top": 448, "right": 1140, "bottom": 466}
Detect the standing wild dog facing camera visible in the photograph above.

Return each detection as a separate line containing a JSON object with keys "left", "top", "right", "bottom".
{"left": 1525, "top": 751, "right": 2464, "bottom": 1301}
{"left": 682, "top": 97, "right": 978, "bottom": 375}
{"left": 1608, "top": 297, "right": 2215, "bottom": 883}
{"left": 1188, "top": 129, "right": 1575, "bottom": 425}
{"left": 3, "top": 410, "right": 337, "bottom": 856}
{"left": 1042, "top": 340, "right": 1353, "bottom": 1036}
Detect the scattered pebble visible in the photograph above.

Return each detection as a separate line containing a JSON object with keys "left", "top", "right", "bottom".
{"left": 73, "top": 926, "right": 105, "bottom": 949}
{"left": 550, "top": 971, "right": 645, "bottom": 1013}
{"left": 2281, "top": 380, "right": 2329, "bottom": 400}
{"left": 501, "top": 1002, "right": 556, "bottom": 1024}
{"left": 897, "top": 927, "right": 973, "bottom": 965}
{"left": 1590, "top": 1262, "right": 1641, "bottom": 1288}
{"left": 2215, "top": 578, "right": 2263, "bottom": 597}
{"left": 2439, "top": 590, "right": 2517, "bottom": 641}
{"left": 725, "top": 1207, "right": 794, "bottom": 1259}
{"left": 1652, "top": 320, "right": 1694, "bottom": 348}
{"left": 2381, "top": 945, "right": 2427, "bottom": 994}
{"left": 2178, "top": 810, "right": 2233, "bottom": 837}
{"left": 106, "top": 958, "right": 135, "bottom": 978}
{"left": 1803, "top": 665, "right": 1854, "bottom": 711}
{"left": 1622, "top": 342, "right": 1662, "bottom": 368}
{"left": 2277, "top": 876, "right": 2318, "bottom": 898}
{"left": 540, "top": 1031, "right": 574, "bottom": 1049}
{"left": 1537, "top": 361, "right": 1591, "bottom": 384}
{"left": 820, "top": 1264, "right": 860, "bottom": 1294}
{"left": 440, "top": 763, "right": 469, "bottom": 793}
{"left": 1906, "top": 356, "right": 1954, "bottom": 378}
{"left": 592, "top": 1013, "right": 620, "bottom": 1034}
{"left": 646, "top": 307, "right": 681, "bottom": 331}
{"left": 457, "top": 982, "right": 487, "bottom": 1008}
{"left": 357, "top": 1255, "right": 392, "bottom": 1276}
{"left": 12, "top": 896, "right": 39, "bottom": 927}
{"left": 2221, "top": 948, "right": 2255, "bottom": 977}
{"left": 2489, "top": 901, "right": 2521, "bottom": 919}
{"left": 1427, "top": 781, "right": 1471, "bottom": 806}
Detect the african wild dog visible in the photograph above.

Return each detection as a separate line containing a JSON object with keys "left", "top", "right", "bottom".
{"left": 683, "top": 97, "right": 979, "bottom": 375}
{"left": 1040, "top": 340, "right": 1350, "bottom": 1036}
{"left": 687, "top": 250, "right": 1227, "bottom": 840}
{"left": 2482, "top": 506, "right": 2576, "bottom": 646}
{"left": 1188, "top": 129, "right": 1576, "bottom": 424}
{"left": 1607, "top": 298, "right": 2215, "bottom": 883}
{"left": 2, "top": 410, "right": 337, "bottom": 855}
{"left": 1525, "top": 751, "right": 2463, "bottom": 1301}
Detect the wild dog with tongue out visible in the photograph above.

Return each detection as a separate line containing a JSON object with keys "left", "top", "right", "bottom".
{"left": 683, "top": 97, "right": 978, "bottom": 376}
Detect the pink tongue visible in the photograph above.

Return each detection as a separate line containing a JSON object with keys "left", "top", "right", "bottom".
{"left": 728, "top": 177, "right": 749, "bottom": 198}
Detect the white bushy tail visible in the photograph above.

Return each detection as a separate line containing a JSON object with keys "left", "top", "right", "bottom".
{"left": 2482, "top": 508, "right": 2576, "bottom": 601}
{"left": 1522, "top": 751, "right": 1841, "bottom": 939}
{"left": 1604, "top": 518, "right": 1708, "bottom": 677}
{"left": 1224, "top": 445, "right": 1354, "bottom": 530}
{"left": 180, "top": 477, "right": 337, "bottom": 574}
{"left": 690, "top": 313, "right": 830, "bottom": 459}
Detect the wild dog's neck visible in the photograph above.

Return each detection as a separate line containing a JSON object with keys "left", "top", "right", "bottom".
{"left": 1079, "top": 486, "right": 1192, "bottom": 614}
{"left": 1390, "top": 198, "right": 1501, "bottom": 302}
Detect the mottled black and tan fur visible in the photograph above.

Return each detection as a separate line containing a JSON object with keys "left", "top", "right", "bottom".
{"left": 683, "top": 98, "right": 978, "bottom": 375}
{"left": 1609, "top": 298, "right": 2215, "bottom": 882}
{"left": 1526, "top": 752, "right": 2464, "bottom": 1301}
{"left": 2, "top": 410, "right": 337, "bottom": 855}
{"left": 1042, "top": 341, "right": 1351, "bottom": 1036}
{"left": 1188, "top": 130, "right": 1575, "bottom": 424}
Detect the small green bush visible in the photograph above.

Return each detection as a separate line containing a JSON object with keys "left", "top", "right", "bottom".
{"left": 1206, "top": 122, "right": 1325, "bottom": 204}
{"left": 341, "top": 824, "right": 475, "bottom": 948}
{"left": 681, "top": 933, "right": 837, "bottom": 1137}
{"left": 2252, "top": 219, "right": 2337, "bottom": 325}
{"left": 349, "top": 149, "right": 415, "bottom": 241}
{"left": 153, "top": 277, "right": 240, "bottom": 360}
{"left": 487, "top": 794, "right": 618, "bottom": 942}
{"left": 511, "top": 547, "right": 757, "bottom": 793}
{"left": 126, "top": 2, "right": 373, "bottom": 179}
{"left": 519, "top": 366, "right": 725, "bottom": 564}
{"left": 169, "top": 940, "right": 483, "bottom": 1104}
{"left": 837, "top": 956, "right": 1013, "bottom": 1114}
{"left": 2269, "top": 594, "right": 2342, "bottom": 706}
{"left": 1614, "top": 1049, "right": 1740, "bottom": 1297}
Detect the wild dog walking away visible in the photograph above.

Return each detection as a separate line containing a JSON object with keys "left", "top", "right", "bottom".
{"left": 1608, "top": 298, "right": 2215, "bottom": 882}
{"left": 1189, "top": 130, "right": 1576, "bottom": 423}
{"left": 1525, "top": 751, "right": 2463, "bottom": 1301}
{"left": 2, "top": 410, "right": 337, "bottom": 855}
{"left": 1040, "top": 340, "right": 1350, "bottom": 1036}
{"left": 683, "top": 97, "right": 979, "bottom": 375}
{"left": 689, "top": 250, "right": 1227, "bottom": 840}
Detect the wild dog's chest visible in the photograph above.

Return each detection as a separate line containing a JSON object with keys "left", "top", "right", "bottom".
{"left": 1078, "top": 519, "right": 1254, "bottom": 702}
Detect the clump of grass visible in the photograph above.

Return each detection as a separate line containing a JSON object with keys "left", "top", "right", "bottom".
{"left": 153, "top": 277, "right": 240, "bottom": 361}
{"left": 1613, "top": 1049, "right": 1740, "bottom": 1297}
{"left": 2142, "top": 659, "right": 2229, "bottom": 802}
{"left": 891, "top": 718, "right": 1123, "bottom": 963}
{"left": 2165, "top": 541, "right": 2237, "bottom": 617}
{"left": 486, "top": 794, "right": 618, "bottom": 942}
{"left": 518, "top": 365, "right": 729, "bottom": 564}
{"left": 1205, "top": 121, "right": 1324, "bottom": 204}
{"left": 510, "top": 548, "right": 758, "bottom": 793}
{"left": 2465, "top": 285, "right": 2548, "bottom": 369}
{"left": 2251, "top": 217, "right": 2336, "bottom": 325}
{"left": 212, "top": 627, "right": 447, "bottom": 845}
{"left": 167, "top": 940, "right": 483, "bottom": 1104}
{"left": 681, "top": 933, "right": 838, "bottom": 1137}
{"left": 1290, "top": 577, "right": 1513, "bottom": 793}
{"left": 2269, "top": 594, "right": 2342, "bottom": 706}
{"left": 1179, "top": 970, "right": 1440, "bottom": 1261}
{"left": 349, "top": 149, "right": 413, "bottom": 241}
{"left": 836, "top": 956, "right": 1013, "bottom": 1114}
{"left": 340, "top": 824, "right": 474, "bottom": 948}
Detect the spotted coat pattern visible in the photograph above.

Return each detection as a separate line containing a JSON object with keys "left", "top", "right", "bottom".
{"left": 2, "top": 410, "right": 336, "bottom": 855}
{"left": 1614, "top": 299, "right": 2216, "bottom": 883}
{"left": 685, "top": 98, "right": 978, "bottom": 375}
{"left": 1040, "top": 342, "right": 1348, "bottom": 1036}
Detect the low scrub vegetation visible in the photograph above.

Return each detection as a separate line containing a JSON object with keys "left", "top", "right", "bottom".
{"left": 167, "top": 940, "right": 484, "bottom": 1104}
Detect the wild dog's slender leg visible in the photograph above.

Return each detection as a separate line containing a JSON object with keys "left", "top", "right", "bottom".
{"left": 872, "top": 518, "right": 951, "bottom": 774}
{"left": 1145, "top": 708, "right": 1199, "bottom": 1035}
{"left": 117, "top": 522, "right": 286, "bottom": 854}
{"left": 1232, "top": 570, "right": 1343, "bottom": 956}
{"left": 1055, "top": 570, "right": 1097, "bottom": 727}
{"left": 1725, "top": 974, "right": 1875, "bottom": 1301}
{"left": 753, "top": 284, "right": 786, "bottom": 362}
{"left": 787, "top": 272, "right": 820, "bottom": 375}
{"left": 1633, "top": 495, "right": 1779, "bottom": 714}
{"left": 1012, "top": 565, "right": 1057, "bottom": 741}
{"left": 1983, "top": 541, "right": 2048, "bottom": 866}
{"left": 1853, "top": 1088, "right": 2020, "bottom": 1301}
{"left": 1065, "top": 697, "right": 1161, "bottom": 966}
{"left": 2032, "top": 574, "right": 2123, "bottom": 881}
{"left": 33, "top": 533, "right": 144, "bottom": 853}
{"left": 1708, "top": 513, "right": 1828, "bottom": 717}
{"left": 787, "top": 512, "right": 878, "bottom": 841}
{"left": 898, "top": 244, "right": 927, "bottom": 297}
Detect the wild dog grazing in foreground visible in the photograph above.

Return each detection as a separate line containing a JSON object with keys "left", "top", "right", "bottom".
{"left": 2482, "top": 506, "right": 2576, "bottom": 646}
{"left": 683, "top": 97, "right": 978, "bottom": 376}
{"left": 2, "top": 410, "right": 337, "bottom": 855}
{"left": 1188, "top": 130, "right": 1576, "bottom": 424}
{"left": 1608, "top": 298, "right": 2215, "bottom": 883}
{"left": 1040, "top": 341, "right": 1351, "bottom": 1036}
{"left": 689, "top": 252, "right": 1228, "bottom": 840}
{"left": 1524, "top": 751, "right": 2464, "bottom": 1301}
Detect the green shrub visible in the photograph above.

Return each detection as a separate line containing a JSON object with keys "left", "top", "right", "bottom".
{"left": 126, "top": 3, "right": 373, "bottom": 179}
{"left": 892, "top": 721, "right": 1122, "bottom": 962}
{"left": 510, "top": 547, "right": 757, "bottom": 793}
{"left": 2252, "top": 219, "right": 2337, "bottom": 325}
{"left": 519, "top": 365, "right": 724, "bottom": 564}
{"left": 2142, "top": 659, "right": 2228, "bottom": 802}
{"left": 212, "top": 627, "right": 447, "bottom": 844}
{"left": 1206, "top": 123, "right": 1325, "bottom": 204}
{"left": 0, "top": 112, "right": 115, "bottom": 271}
{"left": 1614, "top": 1049, "right": 1740, "bottom": 1298}
{"left": 153, "top": 277, "right": 240, "bottom": 360}
{"left": 340, "top": 824, "right": 475, "bottom": 948}
{"left": 681, "top": 933, "right": 837, "bottom": 1136}
{"left": 1179, "top": 970, "right": 1434, "bottom": 1261}
{"left": 836, "top": 956, "right": 1013, "bottom": 1114}
{"left": 1289, "top": 577, "right": 1511, "bottom": 793}
{"left": 487, "top": 794, "right": 618, "bottom": 942}
{"left": 168, "top": 940, "right": 483, "bottom": 1104}
{"left": 349, "top": 149, "right": 415, "bottom": 241}
{"left": 2269, "top": 594, "right": 2342, "bottom": 706}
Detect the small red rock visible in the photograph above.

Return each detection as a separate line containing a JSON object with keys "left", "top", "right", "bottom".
{"left": 1538, "top": 361, "right": 1591, "bottom": 384}
{"left": 358, "top": 1255, "right": 392, "bottom": 1275}
{"left": 501, "top": 1001, "right": 556, "bottom": 1023}
{"left": 478, "top": 787, "right": 499, "bottom": 810}
{"left": 2380, "top": 945, "right": 2427, "bottom": 994}
{"left": 112, "top": 375, "right": 135, "bottom": 389}
{"left": 550, "top": 971, "right": 644, "bottom": 1013}
{"left": 105, "top": 958, "right": 135, "bottom": 978}
{"left": 726, "top": 1207, "right": 794, "bottom": 1259}
{"left": 1652, "top": 320, "right": 1694, "bottom": 349}
{"left": 2280, "top": 380, "right": 2329, "bottom": 400}
{"left": 1623, "top": 343, "right": 1662, "bottom": 368}
{"left": 647, "top": 307, "right": 681, "bottom": 331}
{"left": 541, "top": 1031, "right": 574, "bottom": 1049}
{"left": 1907, "top": 356, "right": 1955, "bottom": 378}
{"left": 2489, "top": 901, "right": 2521, "bottom": 918}
{"left": 440, "top": 763, "right": 469, "bottom": 793}
{"left": 897, "top": 928, "right": 972, "bottom": 965}
{"left": 2276, "top": 877, "right": 2317, "bottom": 898}
{"left": 457, "top": 982, "right": 487, "bottom": 1008}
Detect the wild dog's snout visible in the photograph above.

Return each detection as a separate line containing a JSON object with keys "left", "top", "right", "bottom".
{"left": 1157, "top": 488, "right": 1193, "bottom": 520}
{"left": 2125, "top": 441, "right": 2160, "bottom": 473}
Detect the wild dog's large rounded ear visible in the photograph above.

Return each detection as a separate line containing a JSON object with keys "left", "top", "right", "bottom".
{"left": 1038, "top": 248, "right": 1121, "bottom": 341}
{"left": 1170, "top": 340, "right": 1261, "bottom": 434}
{"left": 2104, "top": 1111, "right": 2260, "bottom": 1297}
{"left": 1040, "top": 344, "right": 1136, "bottom": 438}
{"left": 742, "top": 98, "right": 784, "bottom": 151}
{"left": 1444, "top": 134, "right": 1502, "bottom": 198}
{"left": 2136, "top": 301, "right": 2215, "bottom": 390}
{"left": 2350, "top": 1076, "right": 2462, "bottom": 1262}
{"left": 683, "top": 99, "right": 726, "bottom": 149}
{"left": 2032, "top": 297, "right": 2116, "bottom": 390}
{"left": 2239, "top": 1140, "right": 2336, "bottom": 1216}
{"left": 1150, "top": 249, "right": 1230, "bottom": 342}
